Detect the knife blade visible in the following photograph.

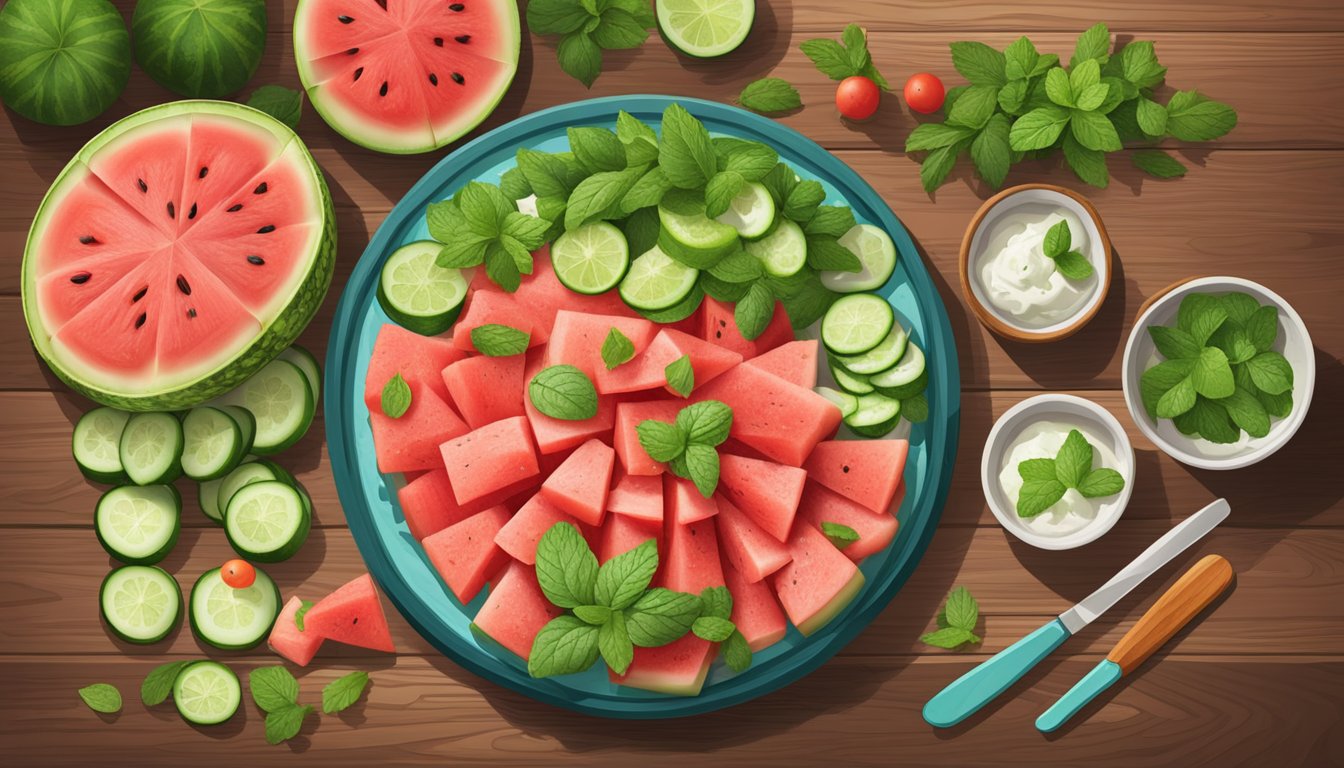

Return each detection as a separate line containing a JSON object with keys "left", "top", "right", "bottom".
{"left": 922, "top": 498, "right": 1229, "bottom": 728}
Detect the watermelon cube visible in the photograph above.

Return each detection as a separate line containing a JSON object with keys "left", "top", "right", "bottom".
{"left": 303, "top": 574, "right": 396, "bottom": 653}
{"left": 370, "top": 386, "right": 470, "bottom": 473}
{"left": 441, "top": 354, "right": 526, "bottom": 429}
{"left": 714, "top": 495, "right": 791, "bottom": 582}
{"left": 607, "top": 472, "right": 664, "bottom": 524}
{"left": 440, "top": 416, "right": 540, "bottom": 506}
{"left": 718, "top": 453, "right": 806, "bottom": 542}
{"left": 547, "top": 310, "right": 657, "bottom": 380}
{"left": 523, "top": 354, "right": 616, "bottom": 453}
{"left": 495, "top": 492, "right": 581, "bottom": 565}
{"left": 398, "top": 468, "right": 537, "bottom": 540}
{"left": 694, "top": 363, "right": 842, "bottom": 466}
{"left": 666, "top": 475, "right": 718, "bottom": 524}
{"left": 471, "top": 561, "right": 562, "bottom": 661}
{"left": 364, "top": 323, "right": 466, "bottom": 410}
{"left": 798, "top": 481, "right": 902, "bottom": 562}
{"left": 597, "top": 328, "right": 742, "bottom": 396}
{"left": 268, "top": 595, "right": 324, "bottom": 666}
{"left": 722, "top": 557, "right": 788, "bottom": 652}
{"left": 539, "top": 438, "right": 614, "bottom": 526}
{"left": 770, "top": 524, "right": 865, "bottom": 637}
{"left": 745, "top": 339, "right": 819, "bottom": 389}
{"left": 600, "top": 510, "right": 662, "bottom": 563}
{"left": 451, "top": 290, "right": 538, "bottom": 352}
{"left": 661, "top": 516, "right": 724, "bottom": 593}
{"left": 803, "top": 439, "right": 909, "bottom": 514}
{"left": 422, "top": 505, "right": 512, "bottom": 603}
{"left": 613, "top": 400, "right": 682, "bottom": 476}
{"left": 701, "top": 297, "right": 794, "bottom": 360}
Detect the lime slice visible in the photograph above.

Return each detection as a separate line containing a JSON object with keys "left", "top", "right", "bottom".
{"left": 821, "top": 224, "right": 898, "bottom": 293}
{"left": 715, "top": 181, "right": 776, "bottom": 239}
{"left": 659, "top": 190, "right": 739, "bottom": 253}
{"left": 378, "top": 240, "right": 468, "bottom": 336}
{"left": 100, "top": 565, "right": 181, "bottom": 643}
{"left": 821, "top": 294, "right": 895, "bottom": 355}
{"left": 619, "top": 246, "right": 700, "bottom": 311}
{"left": 745, "top": 219, "right": 806, "bottom": 277}
{"left": 552, "top": 222, "right": 631, "bottom": 295}
{"left": 172, "top": 662, "right": 241, "bottom": 726}
{"left": 657, "top": 0, "right": 756, "bottom": 58}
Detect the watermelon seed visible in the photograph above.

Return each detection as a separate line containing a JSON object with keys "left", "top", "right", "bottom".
{"left": 380, "top": 81, "right": 389, "bottom": 97}
{"left": 451, "top": 72, "right": 465, "bottom": 85}
{"left": 347, "top": 47, "right": 359, "bottom": 55}
{"left": 254, "top": 182, "right": 268, "bottom": 195}
{"left": 188, "top": 202, "right": 197, "bottom": 220}
{"left": 338, "top": 15, "right": 353, "bottom": 23}
{"left": 135, "top": 313, "right": 147, "bottom": 329}
{"left": 842, "top": 465, "right": 850, "bottom": 473}
{"left": 247, "top": 255, "right": 265, "bottom": 265}
{"left": 79, "top": 235, "right": 97, "bottom": 245}
{"left": 429, "top": 73, "right": 439, "bottom": 86}
{"left": 433, "top": 37, "right": 444, "bottom": 46}
{"left": 198, "top": 166, "right": 209, "bottom": 179}
{"left": 354, "top": 67, "right": 364, "bottom": 81}
{"left": 176, "top": 275, "right": 192, "bottom": 295}
{"left": 258, "top": 225, "right": 276, "bottom": 234}
{"left": 450, "top": 3, "right": 464, "bottom": 11}
{"left": 166, "top": 201, "right": 175, "bottom": 219}
{"left": 132, "top": 286, "right": 147, "bottom": 302}
{"left": 137, "top": 178, "right": 147, "bottom": 193}
{"left": 70, "top": 272, "right": 91, "bottom": 285}
{"left": 375, "top": 0, "right": 387, "bottom": 8}
{"left": 456, "top": 35, "right": 471, "bottom": 43}
{"left": 187, "top": 308, "right": 197, "bottom": 319}
{"left": 227, "top": 203, "right": 243, "bottom": 212}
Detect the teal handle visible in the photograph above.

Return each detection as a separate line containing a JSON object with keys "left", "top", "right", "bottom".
{"left": 922, "top": 619, "right": 1071, "bottom": 728}
{"left": 1036, "top": 659, "right": 1121, "bottom": 733}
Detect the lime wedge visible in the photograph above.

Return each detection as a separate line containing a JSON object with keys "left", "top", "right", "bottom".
{"left": 552, "top": 222, "right": 630, "bottom": 295}
{"left": 657, "top": 0, "right": 756, "bottom": 58}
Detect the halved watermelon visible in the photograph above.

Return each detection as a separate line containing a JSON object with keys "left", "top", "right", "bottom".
{"left": 547, "top": 310, "right": 657, "bottom": 381}
{"left": 803, "top": 439, "right": 909, "bottom": 514}
{"left": 441, "top": 353, "right": 526, "bottom": 428}
{"left": 494, "top": 491, "right": 581, "bottom": 565}
{"left": 268, "top": 595, "right": 324, "bottom": 666}
{"left": 722, "top": 556, "right": 788, "bottom": 652}
{"left": 701, "top": 297, "right": 794, "bottom": 360}
{"left": 606, "top": 472, "right": 663, "bottom": 524}
{"left": 523, "top": 352, "right": 616, "bottom": 453}
{"left": 717, "top": 453, "right": 806, "bottom": 542}
{"left": 22, "top": 101, "right": 334, "bottom": 410}
{"left": 798, "top": 480, "right": 902, "bottom": 562}
{"left": 303, "top": 573, "right": 396, "bottom": 652}
{"left": 666, "top": 475, "right": 718, "bottom": 524}
{"left": 745, "top": 339, "right": 819, "bottom": 389}
{"left": 597, "top": 327, "right": 742, "bottom": 396}
{"left": 613, "top": 400, "right": 682, "bottom": 476}
{"left": 439, "top": 416, "right": 539, "bottom": 505}
{"left": 714, "top": 495, "right": 791, "bottom": 582}
{"left": 770, "top": 524, "right": 865, "bottom": 637}
{"left": 422, "top": 505, "right": 511, "bottom": 603}
{"left": 370, "top": 384, "right": 469, "bottom": 473}
{"left": 600, "top": 510, "right": 662, "bottom": 562}
{"left": 294, "top": 0, "right": 521, "bottom": 154}
{"left": 539, "top": 438, "right": 614, "bottom": 526}
{"left": 451, "top": 290, "right": 537, "bottom": 351}
{"left": 471, "top": 561, "right": 561, "bottom": 661}
{"left": 695, "top": 363, "right": 842, "bottom": 466}
{"left": 365, "top": 322, "right": 465, "bottom": 410}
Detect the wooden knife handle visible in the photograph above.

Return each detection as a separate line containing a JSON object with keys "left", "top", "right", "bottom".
{"left": 1107, "top": 554, "right": 1234, "bottom": 675}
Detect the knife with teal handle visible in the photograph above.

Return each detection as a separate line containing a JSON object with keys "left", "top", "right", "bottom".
{"left": 922, "top": 499, "right": 1229, "bottom": 728}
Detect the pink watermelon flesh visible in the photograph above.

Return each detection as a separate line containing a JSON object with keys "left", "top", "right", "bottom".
{"left": 613, "top": 400, "right": 682, "bottom": 476}
{"left": 803, "top": 439, "right": 909, "bottom": 514}
{"left": 522, "top": 352, "right": 615, "bottom": 453}
{"left": 694, "top": 363, "right": 842, "bottom": 466}
{"left": 471, "top": 561, "right": 561, "bottom": 661}
{"left": 268, "top": 595, "right": 324, "bottom": 667}
{"left": 597, "top": 327, "right": 741, "bottom": 396}
{"left": 744, "top": 339, "right": 819, "bottom": 389}
{"left": 547, "top": 310, "right": 656, "bottom": 381}
{"left": 717, "top": 453, "right": 806, "bottom": 542}
{"left": 722, "top": 556, "right": 788, "bottom": 652}
{"left": 451, "top": 290, "right": 537, "bottom": 352}
{"left": 441, "top": 353, "right": 526, "bottom": 428}
{"left": 370, "top": 384, "right": 469, "bottom": 473}
{"left": 798, "top": 480, "right": 902, "bottom": 562}
{"left": 494, "top": 491, "right": 581, "bottom": 565}
{"left": 398, "top": 467, "right": 533, "bottom": 540}
{"left": 303, "top": 573, "right": 396, "bottom": 652}
{"left": 600, "top": 510, "right": 662, "bottom": 563}
{"left": 422, "top": 505, "right": 511, "bottom": 603}
{"left": 364, "top": 323, "right": 464, "bottom": 411}
{"left": 666, "top": 475, "right": 718, "bottom": 524}
{"left": 539, "top": 438, "right": 614, "bottom": 526}
{"left": 606, "top": 472, "right": 663, "bottom": 524}
{"left": 770, "top": 524, "right": 865, "bottom": 637}
{"left": 714, "top": 495, "right": 792, "bottom": 582}
{"left": 701, "top": 297, "right": 794, "bottom": 360}
{"left": 439, "top": 416, "right": 539, "bottom": 506}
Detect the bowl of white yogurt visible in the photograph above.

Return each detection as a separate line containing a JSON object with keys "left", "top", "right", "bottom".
{"left": 981, "top": 394, "right": 1135, "bottom": 550}
{"left": 960, "top": 184, "right": 1112, "bottom": 342}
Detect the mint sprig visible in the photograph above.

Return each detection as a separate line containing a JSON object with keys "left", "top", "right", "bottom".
{"left": 1041, "top": 220, "right": 1093, "bottom": 280}
{"left": 528, "top": 0, "right": 656, "bottom": 87}
{"left": 428, "top": 181, "right": 551, "bottom": 292}
{"left": 250, "top": 666, "right": 311, "bottom": 745}
{"left": 800, "top": 24, "right": 889, "bottom": 89}
{"left": 635, "top": 401, "right": 732, "bottom": 497}
{"left": 1015, "top": 429, "right": 1126, "bottom": 517}
{"left": 920, "top": 587, "right": 982, "bottom": 650}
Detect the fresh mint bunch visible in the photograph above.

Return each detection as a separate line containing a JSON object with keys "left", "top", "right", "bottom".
{"left": 920, "top": 587, "right": 982, "bottom": 650}
{"left": 636, "top": 400, "right": 733, "bottom": 497}
{"left": 800, "top": 24, "right": 889, "bottom": 89}
{"left": 1016, "top": 429, "right": 1125, "bottom": 517}
{"left": 1139, "top": 291, "right": 1292, "bottom": 443}
{"left": 527, "top": 0, "right": 656, "bottom": 87}
{"left": 905, "top": 23, "right": 1237, "bottom": 192}
{"left": 1041, "top": 220, "right": 1093, "bottom": 280}
{"left": 427, "top": 181, "right": 551, "bottom": 292}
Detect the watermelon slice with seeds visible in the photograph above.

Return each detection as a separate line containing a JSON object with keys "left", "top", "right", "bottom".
{"left": 714, "top": 495, "right": 791, "bottom": 582}
{"left": 422, "top": 505, "right": 511, "bottom": 603}
{"left": 303, "top": 573, "right": 396, "bottom": 653}
{"left": 365, "top": 323, "right": 464, "bottom": 411}
{"left": 666, "top": 475, "right": 718, "bottom": 524}
{"left": 471, "top": 561, "right": 561, "bottom": 661}
{"left": 606, "top": 472, "right": 663, "bottom": 524}
{"left": 722, "top": 556, "right": 788, "bottom": 652}
{"left": 370, "top": 384, "right": 469, "bottom": 473}
{"left": 798, "top": 481, "right": 902, "bottom": 562}
{"left": 803, "top": 439, "right": 909, "bottom": 514}
{"left": 717, "top": 453, "right": 806, "bottom": 542}
{"left": 439, "top": 416, "right": 539, "bottom": 505}
{"left": 613, "top": 400, "right": 682, "bottom": 476}
{"left": 745, "top": 339, "right": 819, "bottom": 389}
{"left": 770, "top": 524, "right": 865, "bottom": 637}
{"left": 441, "top": 353, "right": 526, "bottom": 428}
{"left": 597, "top": 327, "right": 742, "bottom": 395}
{"left": 268, "top": 595, "right": 324, "bottom": 667}
{"left": 701, "top": 297, "right": 794, "bottom": 360}
{"left": 539, "top": 438, "right": 614, "bottom": 526}
{"left": 694, "top": 363, "right": 842, "bottom": 466}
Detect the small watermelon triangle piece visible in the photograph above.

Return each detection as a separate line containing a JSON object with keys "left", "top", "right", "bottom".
{"left": 539, "top": 438, "right": 615, "bottom": 526}
{"left": 547, "top": 310, "right": 657, "bottom": 381}
{"left": 422, "top": 505, "right": 512, "bottom": 604}
{"left": 693, "top": 363, "right": 842, "bottom": 466}
{"left": 803, "top": 439, "right": 909, "bottom": 514}
{"left": 452, "top": 290, "right": 539, "bottom": 352}
{"left": 722, "top": 553, "right": 788, "bottom": 652}
{"left": 495, "top": 492, "right": 581, "bottom": 565}
{"left": 744, "top": 339, "right": 819, "bottom": 389}
{"left": 606, "top": 472, "right": 663, "bottom": 524}
{"left": 441, "top": 353, "right": 527, "bottom": 429}
{"left": 717, "top": 453, "right": 807, "bottom": 542}
{"left": 770, "top": 524, "right": 865, "bottom": 637}
{"left": 700, "top": 297, "right": 794, "bottom": 360}
{"left": 714, "top": 495, "right": 792, "bottom": 582}
{"left": 364, "top": 323, "right": 466, "bottom": 410}
{"left": 268, "top": 595, "right": 324, "bottom": 667}
{"left": 798, "top": 480, "right": 902, "bottom": 562}
{"left": 666, "top": 474, "right": 718, "bottom": 524}
{"left": 303, "top": 574, "right": 396, "bottom": 653}
{"left": 471, "top": 561, "right": 562, "bottom": 661}
{"left": 600, "top": 510, "right": 662, "bottom": 563}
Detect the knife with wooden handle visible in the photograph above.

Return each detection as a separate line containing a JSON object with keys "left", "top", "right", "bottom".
{"left": 1035, "top": 554, "right": 1235, "bottom": 733}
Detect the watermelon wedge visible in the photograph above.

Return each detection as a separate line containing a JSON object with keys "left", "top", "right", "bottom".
{"left": 369, "top": 384, "right": 469, "bottom": 473}
{"left": 597, "top": 327, "right": 742, "bottom": 396}
{"left": 701, "top": 297, "right": 794, "bottom": 360}
{"left": 613, "top": 400, "right": 682, "bottom": 476}
{"left": 364, "top": 323, "right": 464, "bottom": 411}
{"left": 714, "top": 495, "right": 791, "bottom": 582}
{"left": 494, "top": 492, "right": 580, "bottom": 565}
{"left": 694, "top": 363, "right": 842, "bottom": 466}
{"left": 547, "top": 310, "right": 657, "bottom": 381}
{"left": 803, "top": 439, "right": 909, "bottom": 514}
{"left": 268, "top": 595, "right": 324, "bottom": 666}
{"left": 471, "top": 561, "right": 561, "bottom": 661}
{"left": 798, "top": 480, "right": 902, "bottom": 562}
{"left": 745, "top": 339, "right": 819, "bottom": 389}
{"left": 303, "top": 573, "right": 396, "bottom": 652}
{"left": 722, "top": 557, "right": 788, "bottom": 652}
{"left": 770, "top": 524, "right": 865, "bottom": 637}
{"left": 606, "top": 473, "right": 663, "bottom": 524}
{"left": 441, "top": 353, "right": 526, "bottom": 428}
{"left": 539, "top": 438, "right": 614, "bottom": 526}
{"left": 22, "top": 101, "right": 335, "bottom": 410}
{"left": 422, "top": 505, "right": 511, "bottom": 603}
{"left": 717, "top": 453, "right": 806, "bottom": 542}
{"left": 600, "top": 510, "right": 662, "bottom": 562}
{"left": 451, "top": 290, "right": 537, "bottom": 351}
{"left": 666, "top": 475, "right": 718, "bottom": 524}
{"left": 523, "top": 353, "right": 616, "bottom": 454}
{"left": 439, "top": 416, "right": 539, "bottom": 505}
{"left": 294, "top": 0, "right": 521, "bottom": 154}
{"left": 397, "top": 467, "right": 534, "bottom": 540}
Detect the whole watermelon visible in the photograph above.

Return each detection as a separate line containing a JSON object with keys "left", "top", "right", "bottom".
{"left": 132, "top": 0, "right": 267, "bottom": 98}
{"left": 0, "top": 0, "right": 132, "bottom": 126}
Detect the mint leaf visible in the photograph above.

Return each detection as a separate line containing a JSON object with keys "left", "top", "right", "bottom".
{"left": 568, "top": 126, "right": 626, "bottom": 173}
{"left": 1257, "top": 387, "right": 1293, "bottom": 419}
{"left": 141, "top": 661, "right": 191, "bottom": 706}
{"left": 675, "top": 400, "right": 733, "bottom": 446}
{"left": 737, "top": 78, "right": 801, "bottom": 114}
{"left": 704, "top": 170, "right": 745, "bottom": 219}
{"left": 263, "top": 703, "right": 310, "bottom": 745}
{"left": 1042, "top": 219, "right": 1071, "bottom": 257}
{"left": 1166, "top": 91, "right": 1237, "bottom": 141}
{"left": 471, "top": 323, "right": 529, "bottom": 356}
{"left": 659, "top": 104, "right": 717, "bottom": 189}
{"left": 1054, "top": 429, "right": 1094, "bottom": 487}
{"left": 806, "top": 236, "right": 862, "bottom": 273}
{"left": 969, "top": 113, "right": 1011, "bottom": 188}
{"left": 1004, "top": 35, "right": 1040, "bottom": 80}
{"left": 624, "top": 588, "right": 702, "bottom": 647}
{"left": 1217, "top": 387, "right": 1271, "bottom": 438}
{"left": 516, "top": 148, "right": 580, "bottom": 199}
{"left": 1245, "top": 306, "right": 1279, "bottom": 352}
{"left": 484, "top": 241, "right": 522, "bottom": 292}
{"left": 905, "top": 122, "right": 977, "bottom": 152}
{"left": 1140, "top": 359, "right": 1194, "bottom": 418}
{"left": 949, "top": 41, "right": 1006, "bottom": 88}
{"left": 593, "top": 7, "right": 649, "bottom": 49}
{"left": 800, "top": 38, "right": 855, "bottom": 81}
{"left": 821, "top": 521, "right": 860, "bottom": 549}
{"left": 718, "top": 138, "right": 779, "bottom": 181}
{"left": 945, "top": 85, "right": 998, "bottom": 129}
{"left": 565, "top": 166, "right": 643, "bottom": 229}
{"left": 250, "top": 666, "right": 300, "bottom": 713}
{"left": 1054, "top": 250, "right": 1093, "bottom": 280}
{"left": 535, "top": 521, "right": 600, "bottom": 609}
{"left": 78, "top": 683, "right": 121, "bottom": 714}
{"left": 919, "top": 626, "right": 981, "bottom": 650}
{"left": 1189, "top": 303, "right": 1228, "bottom": 347}
{"left": 1071, "top": 22, "right": 1111, "bottom": 68}
{"left": 902, "top": 393, "right": 930, "bottom": 424}
{"left": 1132, "top": 150, "right": 1186, "bottom": 179}
{"left": 1210, "top": 324, "right": 1257, "bottom": 364}
{"left": 665, "top": 354, "right": 694, "bottom": 397}
{"left": 594, "top": 538, "right": 658, "bottom": 610}
{"left": 1077, "top": 468, "right": 1126, "bottom": 498}
{"left": 1135, "top": 97, "right": 1169, "bottom": 136}
{"left": 783, "top": 180, "right": 826, "bottom": 221}
{"left": 529, "top": 615, "right": 601, "bottom": 678}
{"left": 683, "top": 443, "right": 720, "bottom": 498}
{"left": 1245, "top": 351, "right": 1293, "bottom": 395}
{"left": 1156, "top": 375, "right": 1197, "bottom": 419}
{"left": 557, "top": 31, "right": 602, "bottom": 87}
{"left": 380, "top": 374, "right": 411, "bottom": 418}
{"left": 598, "top": 611, "right": 634, "bottom": 674}
{"left": 1190, "top": 346, "right": 1235, "bottom": 399}
{"left": 804, "top": 206, "right": 856, "bottom": 238}
{"left": 700, "top": 586, "right": 733, "bottom": 620}
{"left": 622, "top": 166, "right": 671, "bottom": 214}
{"left": 601, "top": 327, "right": 637, "bottom": 370}
{"left": 779, "top": 275, "right": 840, "bottom": 329}
{"left": 529, "top": 364, "right": 599, "bottom": 421}
{"left": 1069, "top": 109, "right": 1121, "bottom": 152}
{"left": 1179, "top": 293, "right": 1221, "bottom": 333}
{"left": 1017, "top": 457, "right": 1058, "bottom": 482}
{"left": 527, "top": 0, "right": 592, "bottom": 35}
{"left": 636, "top": 419, "right": 686, "bottom": 462}
{"left": 321, "top": 671, "right": 369, "bottom": 714}
{"left": 615, "top": 110, "right": 659, "bottom": 165}
{"left": 1062, "top": 133, "right": 1109, "bottom": 188}
{"left": 692, "top": 616, "right": 736, "bottom": 642}
{"left": 573, "top": 604, "right": 611, "bottom": 625}
{"left": 943, "top": 587, "right": 979, "bottom": 632}
{"left": 503, "top": 212, "right": 551, "bottom": 250}
{"left": 1148, "top": 326, "right": 1201, "bottom": 360}
{"left": 709, "top": 250, "right": 763, "bottom": 283}
{"left": 998, "top": 79, "right": 1028, "bottom": 114}
{"left": 1018, "top": 477, "right": 1066, "bottom": 517}
{"left": 1069, "top": 58, "right": 1102, "bottom": 93}
{"left": 500, "top": 166, "right": 532, "bottom": 200}
{"left": 246, "top": 85, "right": 303, "bottom": 130}
{"left": 723, "top": 630, "right": 753, "bottom": 672}
{"left": 734, "top": 281, "right": 776, "bottom": 340}
{"left": 1045, "top": 67, "right": 1073, "bottom": 107}
{"left": 1074, "top": 82, "right": 1109, "bottom": 112}
{"left": 919, "top": 142, "right": 965, "bottom": 193}
{"left": 1187, "top": 397, "right": 1240, "bottom": 443}
{"left": 1219, "top": 292, "right": 1261, "bottom": 325}
{"left": 1009, "top": 106, "right": 1070, "bottom": 151}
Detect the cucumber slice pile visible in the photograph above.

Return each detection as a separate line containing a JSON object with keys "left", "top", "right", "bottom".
{"left": 377, "top": 240, "right": 469, "bottom": 336}
{"left": 180, "top": 406, "right": 251, "bottom": 481}
{"left": 825, "top": 320, "right": 931, "bottom": 434}
{"left": 745, "top": 219, "right": 806, "bottom": 278}
{"left": 821, "top": 294, "right": 895, "bottom": 356}
{"left": 190, "top": 566, "right": 281, "bottom": 650}
{"left": 845, "top": 393, "right": 902, "bottom": 438}
{"left": 118, "top": 412, "right": 184, "bottom": 485}
{"left": 220, "top": 358, "right": 316, "bottom": 454}
{"left": 656, "top": 0, "right": 756, "bottom": 58}
{"left": 95, "top": 485, "right": 181, "bottom": 565}
{"left": 619, "top": 245, "right": 700, "bottom": 312}
{"left": 658, "top": 190, "right": 739, "bottom": 267}
{"left": 100, "top": 565, "right": 182, "bottom": 644}
{"left": 552, "top": 222, "right": 630, "bottom": 295}
{"left": 716, "top": 182, "right": 776, "bottom": 239}
{"left": 815, "top": 386, "right": 859, "bottom": 418}
{"left": 277, "top": 345, "right": 322, "bottom": 406}
{"left": 224, "top": 480, "right": 311, "bottom": 562}
{"left": 821, "top": 224, "right": 898, "bottom": 293}
{"left": 172, "top": 661, "right": 241, "bottom": 726}
{"left": 834, "top": 324, "right": 909, "bottom": 375}
{"left": 72, "top": 407, "right": 131, "bottom": 483}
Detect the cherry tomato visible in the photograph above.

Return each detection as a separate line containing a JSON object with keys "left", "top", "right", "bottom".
{"left": 835, "top": 76, "right": 880, "bottom": 121}
{"left": 221, "top": 559, "right": 256, "bottom": 589}
{"left": 903, "top": 72, "right": 946, "bottom": 114}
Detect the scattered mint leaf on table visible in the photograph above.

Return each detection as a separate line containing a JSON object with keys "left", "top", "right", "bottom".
{"left": 141, "top": 661, "right": 191, "bottom": 706}
{"left": 322, "top": 671, "right": 370, "bottom": 714}
{"left": 821, "top": 521, "right": 860, "bottom": 549}
{"left": 1132, "top": 150, "right": 1187, "bottom": 178}
{"left": 802, "top": 25, "right": 889, "bottom": 88}
{"left": 246, "top": 85, "right": 303, "bottom": 130}
{"left": 665, "top": 354, "right": 695, "bottom": 397}
{"left": 249, "top": 666, "right": 300, "bottom": 714}
{"left": 921, "top": 587, "right": 982, "bottom": 649}
{"left": 737, "top": 78, "right": 802, "bottom": 114}
{"left": 470, "top": 324, "right": 529, "bottom": 357}
{"left": 78, "top": 683, "right": 122, "bottom": 714}
{"left": 380, "top": 374, "right": 411, "bottom": 419}
{"left": 264, "top": 703, "right": 312, "bottom": 745}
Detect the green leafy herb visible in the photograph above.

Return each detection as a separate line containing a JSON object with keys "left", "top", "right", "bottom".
{"left": 574, "top": 604, "right": 611, "bottom": 625}
{"left": 680, "top": 443, "right": 721, "bottom": 498}
{"left": 321, "top": 671, "right": 370, "bottom": 714}
{"left": 427, "top": 181, "right": 550, "bottom": 291}
{"left": 665, "top": 354, "right": 694, "bottom": 397}
{"left": 601, "top": 327, "right": 637, "bottom": 369}
{"left": 595, "top": 539, "right": 658, "bottom": 610}
{"left": 535, "top": 522, "right": 600, "bottom": 609}
{"left": 471, "top": 323, "right": 530, "bottom": 357}
{"left": 722, "top": 630, "right": 753, "bottom": 672}
{"left": 264, "top": 703, "right": 312, "bottom": 745}
{"left": 635, "top": 401, "right": 733, "bottom": 497}
{"left": 1132, "top": 150, "right": 1187, "bottom": 178}
{"left": 920, "top": 587, "right": 982, "bottom": 649}
{"left": 246, "top": 85, "right": 303, "bottom": 130}
{"left": 1015, "top": 430, "right": 1126, "bottom": 517}
{"left": 659, "top": 103, "right": 717, "bottom": 190}
{"left": 692, "top": 616, "right": 736, "bottom": 642}
{"left": 675, "top": 400, "right": 733, "bottom": 446}
{"left": 529, "top": 0, "right": 655, "bottom": 87}
{"left": 737, "top": 78, "right": 802, "bottom": 114}
{"left": 801, "top": 24, "right": 888, "bottom": 89}
{"left": 529, "top": 365, "right": 599, "bottom": 421}
{"left": 636, "top": 420, "right": 687, "bottom": 462}
{"left": 625, "top": 588, "right": 703, "bottom": 647}
{"left": 1040, "top": 219, "right": 1094, "bottom": 280}
{"left": 140, "top": 661, "right": 191, "bottom": 707}
{"left": 78, "top": 683, "right": 122, "bottom": 714}
{"left": 380, "top": 374, "right": 411, "bottom": 419}
{"left": 249, "top": 666, "right": 300, "bottom": 713}
{"left": 821, "top": 521, "right": 860, "bottom": 549}
{"left": 598, "top": 612, "right": 634, "bottom": 674}
{"left": 293, "top": 599, "right": 314, "bottom": 632}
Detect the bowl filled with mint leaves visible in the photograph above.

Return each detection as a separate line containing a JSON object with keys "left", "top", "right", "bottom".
{"left": 1122, "top": 276, "right": 1315, "bottom": 470}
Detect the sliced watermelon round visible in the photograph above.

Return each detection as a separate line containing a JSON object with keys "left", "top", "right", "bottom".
{"left": 293, "top": 0, "right": 521, "bottom": 154}
{"left": 21, "top": 100, "right": 335, "bottom": 411}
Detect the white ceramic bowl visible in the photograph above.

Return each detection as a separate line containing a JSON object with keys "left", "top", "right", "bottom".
{"left": 1121, "top": 276, "right": 1315, "bottom": 470}
{"left": 981, "top": 394, "right": 1136, "bottom": 550}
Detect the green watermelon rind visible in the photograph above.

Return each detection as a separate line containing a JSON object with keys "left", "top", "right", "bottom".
{"left": 291, "top": 0, "right": 521, "bottom": 155}
{"left": 21, "top": 100, "right": 336, "bottom": 412}
{"left": 131, "top": 0, "right": 267, "bottom": 99}
{"left": 0, "top": 0, "right": 132, "bottom": 126}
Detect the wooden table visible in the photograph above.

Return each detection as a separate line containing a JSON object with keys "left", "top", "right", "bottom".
{"left": 3, "top": 2, "right": 1341, "bottom": 765}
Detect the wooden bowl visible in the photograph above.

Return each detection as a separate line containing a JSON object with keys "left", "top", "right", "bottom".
{"left": 958, "top": 184, "right": 1114, "bottom": 343}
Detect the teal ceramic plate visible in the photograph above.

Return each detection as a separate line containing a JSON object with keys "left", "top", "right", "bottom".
{"left": 325, "top": 96, "right": 960, "bottom": 718}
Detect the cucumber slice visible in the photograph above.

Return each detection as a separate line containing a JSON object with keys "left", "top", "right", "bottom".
{"left": 744, "top": 218, "right": 806, "bottom": 278}
{"left": 72, "top": 406, "right": 131, "bottom": 483}
{"left": 845, "top": 393, "right": 902, "bottom": 438}
{"left": 875, "top": 368, "right": 929, "bottom": 401}
{"left": 635, "top": 282, "right": 705, "bottom": 324}
{"left": 656, "top": 0, "right": 755, "bottom": 58}
{"left": 821, "top": 224, "right": 898, "bottom": 293}
{"left": 377, "top": 240, "right": 468, "bottom": 336}
{"left": 815, "top": 387, "right": 859, "bottom": 418}
{"left": 277, "top": 346, "right": 322, "bottom": 406}
{"left": 118, "top": 413, "right": 184, "bottom": 485}
{"left": 619, "top": 246, "right": 700, "bottom": 311}
{"left": 189, "top": 566, "right": 281, "bottom": 650}
{"left": 821, "top": 294, "right": 895, "bottom": 356}
{"left": 220, "top": 359, "right": 315, "bottom": 454}
{"left": 180, "top": 407, "right": 247, "bottom": 481}
{"left": 834, "top": 323, "right": 909, "bottom": 374}
{"left": 217, "top": 405, "right": 256, "bottom": 454}
{"left": 658, "top": 190, "right": 739, "bottom": 264}
{"left": 870, "top": 342, "right": 926, "bottom": 389}
{"left": 552, "top": 222, "right": 630, "bottom": 295}
{"left": 198, "top": 476, "right": 226, "bottom": 525}
{"left": 217, "top": 459, "right": 295, "bottom": 516}
{"left": 100, "top": 565, "right": 181, "bottom": 644}
{"left": 716, "top": 182, "right": 776, "bottom": 239}
{"left": 172, "top": 661, "right": 241, "bottom": 726}
{"left": 828, "top": 357, "right": 874, "bottom": 394}
{"left": 95, "top": 485, "right": 181, "bottom": 565}
{"left": 224, "top": 480, "right": 311, "bottom": 562}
